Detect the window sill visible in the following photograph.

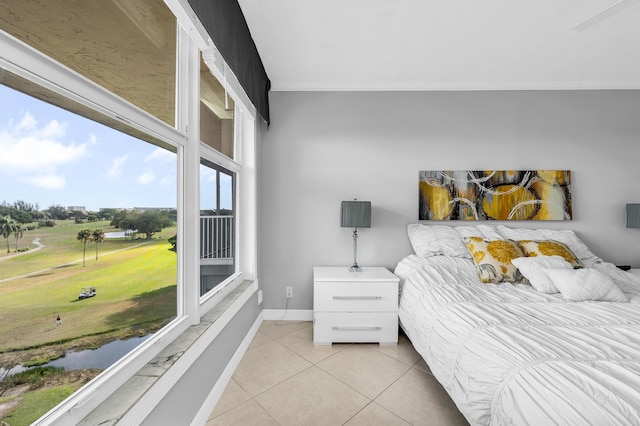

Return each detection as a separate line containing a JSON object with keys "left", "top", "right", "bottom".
{"left": 77, "top": 279, "right": 257, "bottom": 425}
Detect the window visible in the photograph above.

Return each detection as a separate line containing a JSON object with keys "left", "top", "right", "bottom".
{"left": 0, "top": 1, "right": 257, "bottom": 423}
{"left": 198, "top": 52, "right": 242, "bottom": 299}
{"left": 0, "top": 76, "right": 177, "bottom": 424}
{"left": 199, "top": 160, "right": 235, "bottom": 296}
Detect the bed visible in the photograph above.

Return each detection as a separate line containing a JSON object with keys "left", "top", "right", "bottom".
{"left": 395, "top": 223, "right": 640, "bottom": 426}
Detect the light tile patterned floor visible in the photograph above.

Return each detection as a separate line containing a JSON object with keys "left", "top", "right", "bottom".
{"left": 206, "top": 321, "right": 469, "bottom": 426}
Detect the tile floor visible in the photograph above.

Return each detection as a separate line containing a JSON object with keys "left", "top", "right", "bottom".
{"left": 206, "top": 321, "right": 469, "bottom": 426}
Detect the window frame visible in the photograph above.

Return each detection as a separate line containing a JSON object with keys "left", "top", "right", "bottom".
{"left": 0, "top": 0, "right": 258, "bottom": 420}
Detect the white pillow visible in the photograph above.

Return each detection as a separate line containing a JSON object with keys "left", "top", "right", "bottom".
{"left": 407, "top": 224, "right": 469, "bottom": 258}
{"left": 511, "top": 256, "right": 573, "bottom": 293}
{"left": 546, "top": 269, "right": 627, "bottom": 302}
{"left": 455, "top": 224, "right": 502, "bottom": 240}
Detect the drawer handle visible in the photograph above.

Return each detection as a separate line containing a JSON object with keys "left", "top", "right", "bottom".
{"left": 332, "top": 326, "right": 382, "bottom": 331}
{"left": 332, "top": 296, "right": 382, "bottom": 300}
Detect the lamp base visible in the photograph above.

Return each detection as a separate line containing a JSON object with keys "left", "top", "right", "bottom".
{"left": 348, "top": 228, "right": 363, "bottom": 273}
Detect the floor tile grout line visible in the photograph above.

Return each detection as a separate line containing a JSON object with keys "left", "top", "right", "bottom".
{"left": 313, "top": 358, "right": 375, "bottom": 403}
{"left": 252, "top": 362, "right": 316, "bottom": 397}
{"left": 363, "top": 344, "right": 423, "bottom": 368}
{"left": 208, "top": 378, "right": 252, "bottom": 420}
{"left": 340, "top": 399, "right": 377, "bottom": 426}
{"left": 371, "top": 366, "right": 418, "bottom": 426}
{"left": 252, "top": 392, "right": 287, "bottom": 426}
{"left": 242, "top": 340, "right": 313, "bottom": 399}
{"left": 249, "top": 363, "right": 319, "bottom": 425}
{"left": 219, "top": 335, "right": 314, "bottom": 420}
{"left": 312, "top": 343, "right": 415, "bottom": 400}
{"left": 211, "top": 322, "right": 445, "bottom": 424}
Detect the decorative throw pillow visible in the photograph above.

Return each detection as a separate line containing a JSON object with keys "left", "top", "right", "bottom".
{"left": 546, "top": 269, "right": 627, "bottom": 302}
{"left": 464, "top": 237, "right": 526, "bottom": 284}
{"left": 511, "top": 255, "right": 573, "bottom": 293}
{"left": 517, "top": 240, "right": 584, "bottom": 269}
{"left": 496, "top": 225, "right": 599, "bottom": 263}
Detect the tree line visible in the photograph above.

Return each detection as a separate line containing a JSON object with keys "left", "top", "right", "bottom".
{"left": 1, "top": 200, "right": 176, "bottom": 256}
{"left": 110, "top": 210, "right": 175, "bottom": 240}
{"left": 0, "top": 200, "right": 127, "bottom": 224}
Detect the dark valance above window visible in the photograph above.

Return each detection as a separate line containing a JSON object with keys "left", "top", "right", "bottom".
{"left": 188, "top": 0, "right": 271, "bottom": 125}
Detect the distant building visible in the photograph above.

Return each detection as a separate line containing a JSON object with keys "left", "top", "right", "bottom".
{"left": 67, "top": 206, "right": 86, "bottom": 213}
{"left": 132, "top": 207, "right": 176, "bottom": 213}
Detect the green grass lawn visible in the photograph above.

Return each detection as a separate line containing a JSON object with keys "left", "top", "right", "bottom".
{"left": 0, "top": 220, "right": 178, "bottom": 424}
{"left": 1, "top": 384, "right": 78, "bottom": 426}
{"left": 0, "top": 221, "right": 177, "bottom": 352}
{"left": 0, "top": 220, "right": 153, "bottom": 279}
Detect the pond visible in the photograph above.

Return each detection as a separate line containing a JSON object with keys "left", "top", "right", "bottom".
{"left": 104, "top": 230, "right": 137, "bottom": 239}
{"left": 1, "top": 335, "right": 151, "bottom": 378}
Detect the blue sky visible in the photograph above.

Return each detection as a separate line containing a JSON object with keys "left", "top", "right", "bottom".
{"left": 0, "top": 85, "right": 181, "bottom": 212}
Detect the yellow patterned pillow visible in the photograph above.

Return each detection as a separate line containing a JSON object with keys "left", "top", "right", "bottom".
{"left": 517, "top": 240, "right": 583, "bottom": 269}
{"left": 463, "top": 237, "right": 527, "bottom": 284}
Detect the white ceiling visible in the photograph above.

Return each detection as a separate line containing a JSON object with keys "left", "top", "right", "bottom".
{"left": 237, "top": 0, "right": 640, "bottom": 91}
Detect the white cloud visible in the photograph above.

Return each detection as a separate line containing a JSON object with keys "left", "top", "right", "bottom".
{"left": 145, "top": 147, "right": 175, "bottom": 163}
{"left": 0, "top": 112, "right": 86, "bottom": 190}
{"left": 14, "top": 112, "right": 36, "bottom": 133}
{"left": 106, "top": 155, "right": 129, "bottom": 178}
{"left": 26, "top": 174, "right": 66, "bottom": 189}
{"left": 137, "top": 171, "right": 155, "bottom": 185}
{"left": 36, "top": 119, "right": 67, "bottom": 139}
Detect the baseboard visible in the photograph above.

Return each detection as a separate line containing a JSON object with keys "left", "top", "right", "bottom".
{"left": 262, "top": 309, "right": 313, "bottom": 321}
{"left": 190, "top": 312, "right": 263, "bottom": 425}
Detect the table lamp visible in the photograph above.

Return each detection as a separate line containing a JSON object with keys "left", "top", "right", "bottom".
{"left": 341, "top": 200, "right": 371, "bottom": 272}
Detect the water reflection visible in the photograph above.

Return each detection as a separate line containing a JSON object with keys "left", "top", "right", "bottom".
{"left": 1, "top": 335, "right": 150, "bottom": 378}
{"left": 47, "top": 335, "right": 150, "bottom": 370}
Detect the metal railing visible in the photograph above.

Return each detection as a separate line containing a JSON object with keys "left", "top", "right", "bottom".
{"left": 200, "top": 215, "right": 234, "bottom": 262}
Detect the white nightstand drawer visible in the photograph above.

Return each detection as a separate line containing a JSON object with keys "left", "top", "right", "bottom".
{"left": 313, "top": 312, "right": 398, "bottom": 345}
{"left": 314, "top": 282, "right": 397, "bottom": 312}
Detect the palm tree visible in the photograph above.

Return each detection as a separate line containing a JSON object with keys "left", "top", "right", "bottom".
{"left": 77, "top": 229, "right": 92, "bottom": 267}
{"left": 1, "top": 215, "right": 17, "bottom": 253}
{"left": 92, "top": 229, "right": 105, "bottom": 260}
{"left": 14, "top": 223, "right": 24, "bottom": 252}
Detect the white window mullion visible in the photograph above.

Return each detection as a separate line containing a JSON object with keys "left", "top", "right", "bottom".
{"left": 182, "top": 26, "right": 202, "bottom": 324}
{"left": 239, "top": 112, "right": 257, "bottom": 281}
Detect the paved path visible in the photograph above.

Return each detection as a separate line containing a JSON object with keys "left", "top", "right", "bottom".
{"left": 0, "top": 240, "right": 152, "bottom": 284}
{"left": 0, "top": 237, "right": 45, "bottom": 261}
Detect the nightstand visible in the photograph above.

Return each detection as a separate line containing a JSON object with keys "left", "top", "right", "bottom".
{"left": 313, "top": 266, "right": 399, "bottom": 346}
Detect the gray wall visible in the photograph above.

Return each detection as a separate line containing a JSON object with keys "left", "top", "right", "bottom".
{"left": 260, "top": 90, "right": 640, "bottom": 310}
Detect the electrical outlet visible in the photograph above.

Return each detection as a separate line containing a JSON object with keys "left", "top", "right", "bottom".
{"left": 286, "top": 286, "right": 293, "bottom": 298}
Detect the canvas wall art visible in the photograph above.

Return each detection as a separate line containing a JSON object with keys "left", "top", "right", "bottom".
{"left": 419, "top": 170, "right": 572, "bottom": 221}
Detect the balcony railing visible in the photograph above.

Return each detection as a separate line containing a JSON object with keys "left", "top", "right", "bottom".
{"left": 200, "top": 215, "right": 234, "bottom": 264}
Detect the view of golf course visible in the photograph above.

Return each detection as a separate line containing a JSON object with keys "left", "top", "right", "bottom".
{"left": 0, "top": 219, "right": 177, "bottom": 424}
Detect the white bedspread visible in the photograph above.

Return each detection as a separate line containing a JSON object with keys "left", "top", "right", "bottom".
{"left": 396, "top": 255, "right": 640, "bottom": 426}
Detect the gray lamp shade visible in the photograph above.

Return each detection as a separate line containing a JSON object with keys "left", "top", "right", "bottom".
{"left": 626, "top": 204, "right": 640, "bottom": 228}
{"left": 341, "top": 201, "right": 371, "bottom": 228}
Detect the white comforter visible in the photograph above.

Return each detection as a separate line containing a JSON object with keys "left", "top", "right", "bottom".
{"left": 396, "top": 255, "right": 640, "bottom": 426}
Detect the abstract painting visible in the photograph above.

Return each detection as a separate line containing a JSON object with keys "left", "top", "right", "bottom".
{"left": 419, "top": 170, "right": 572, "bottom": 221}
